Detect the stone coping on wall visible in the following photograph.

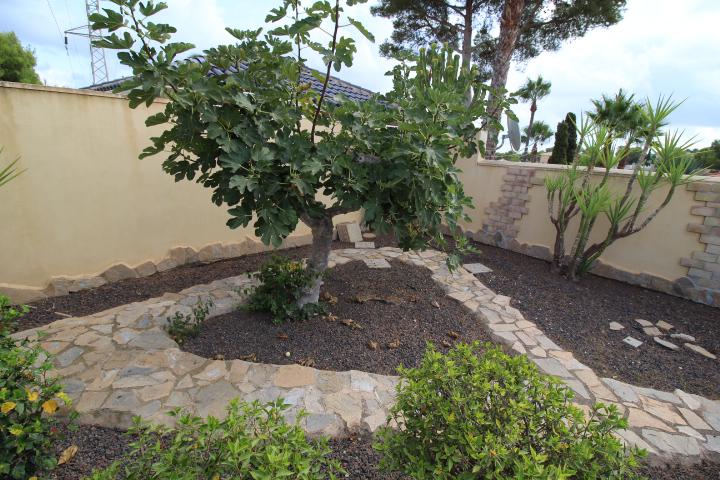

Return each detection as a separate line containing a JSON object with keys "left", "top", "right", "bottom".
{"left": 0, "top": 235, "right": 313, "bottom": 304}
{"left": 475, "top": 159, "right": 720, "bottom": 184}
{"left": 0, "top": 81, "right": 170, "bottom": 103}
{"left": 11, "top": 247, "right": 720, "bottom": 461}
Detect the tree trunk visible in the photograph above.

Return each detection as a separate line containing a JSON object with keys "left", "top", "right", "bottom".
{"left": 484, "top": 0, "right": 526, "bottom": 159}
{"left": 523, "top": 101, "right": 536, "bottom": 159}
{"left": 550, "top": 221, "right": 565, "bottom": 272}
{"left": 298, "top": 214, "right": 334, "bottom": 307}
{"left": 461, "top": 0, "right": 474, "bottom": 69}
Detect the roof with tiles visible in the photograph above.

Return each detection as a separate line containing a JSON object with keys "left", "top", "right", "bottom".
{"left": 85, "top": 56, "right": 375, "bottom": 103}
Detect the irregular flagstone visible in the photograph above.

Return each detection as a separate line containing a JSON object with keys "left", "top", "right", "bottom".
{"left": 627, "top": 408, "right": 674, "bottom": 432}
{"left": 641, "top": 429, "right": 701, "bottom": 456}
{"left": 10, "top": 247, "right": 719, "bottom": 459}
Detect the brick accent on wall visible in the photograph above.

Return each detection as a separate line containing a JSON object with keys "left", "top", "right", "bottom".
{"left": 481, "top": 167, "right": 536, "bottom": 244}
{"left": 680, "top": 182, "right": 720, "bottom": 305}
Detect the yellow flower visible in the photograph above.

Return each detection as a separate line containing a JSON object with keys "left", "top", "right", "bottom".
{"left": 57, "top": 392, "right": 70, "bottom": 404}
{"left": 27, "top": 389, "right": 39, "bottom": 402}
{"left": 1, "top": 401, "right": 16, "bottom": 414}
{"left": 42, "top": 399, "right": 58, "bottom": 414}
{"left": 29, "top": 477, "right": 38, "bottom": 480}
{"left": 9, "top": 426, "right": 23, "bottom": 436}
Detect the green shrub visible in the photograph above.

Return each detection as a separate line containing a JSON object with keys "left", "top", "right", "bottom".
{"left": 375, "top": 343, "right": 645, "bottom": 479}
{"left": 86, "top": 399, "right": 343, "bottom": 480}
{"left": 246, "top": 256, "right": 325, "bottom": 323}
{"left": 164, "top": 297, "right": 214, "bottom": 345}
{"left": 0, "top": 295, "right": 74, "bottom": 479}
{"left": 0, "top": 294, "right": 29, "bottom": 334}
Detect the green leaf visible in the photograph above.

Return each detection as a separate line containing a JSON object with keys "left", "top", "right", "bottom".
{"left": 347, "top": 17, "right": 374, "bottom": 42}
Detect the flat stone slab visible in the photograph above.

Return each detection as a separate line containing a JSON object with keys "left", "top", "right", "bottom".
{"left": 623, "top": 336, "right": 643, "bottom": 348}
{"left": 635, "top": 319, "right": 653, "bottom": 327}
{"left": 684, "top": 343, "right": 717, "bottom": 360}
{"left": 609, "top": 321, "right": 625, "bottom": 331}
{"left": 354, "top": 241, "right": 376, "bottom": 249}
{"left": 656, "top": 320, "right": 674, "bottom": 331}
{"left": 654, "top": 337, "right": 679, "bottom": 351}
{"left": 643, "top": 326, "right": 663, "bottom": 337}
{"left": 671, "top": 333, "right": 696, "bottom": 342}
{"left": 12, "top": 246, "right": 720, "bottom": 460}
{"left": 336, "top": 222, "right": 363, "bottom": 243}
{"left": 463, "top": 263, "right": 492, "bottom": 274}
{"left": 363, "top": 258, "right": 391, "bottom": 269}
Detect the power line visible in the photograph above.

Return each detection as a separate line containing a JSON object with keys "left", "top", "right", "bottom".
{"left": 45, "top": 0, "right": 77, "bottom": 83}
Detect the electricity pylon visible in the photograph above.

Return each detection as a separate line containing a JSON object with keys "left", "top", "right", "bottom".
{"left": 64, "top": 0, "right": 109, "bottom": 85}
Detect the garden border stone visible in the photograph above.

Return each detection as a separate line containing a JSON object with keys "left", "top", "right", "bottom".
{"left": 11, "top": 247, "right": 720, "bottom": 461}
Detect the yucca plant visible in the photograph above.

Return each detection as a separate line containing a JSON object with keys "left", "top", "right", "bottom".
{"left": 0, "top": 148, "right": 24, "bottom": 189}
{"left": 546, "top": 95, "right": 706, "bottom": 279}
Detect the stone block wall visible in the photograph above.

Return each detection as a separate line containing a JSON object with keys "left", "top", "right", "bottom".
{"left": 480, "top": 167, "right": 535, "bottom": 246}
{"left": 681, "top": 183, "right": 720, "bottom": 302}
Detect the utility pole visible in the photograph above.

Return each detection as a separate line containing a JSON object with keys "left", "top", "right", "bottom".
{"left": 65, "top": 0, "right": 109, "bottom": 85}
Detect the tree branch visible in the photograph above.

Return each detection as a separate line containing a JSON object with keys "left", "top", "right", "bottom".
{"left": 310, "top": 0, "right": 340, "bottom": 143}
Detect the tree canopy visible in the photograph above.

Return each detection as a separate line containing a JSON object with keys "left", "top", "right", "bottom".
{"left": 371, "top": 0, "right": 626, "bottom": 80}
{"left": 0, "top": 32, "right": 41, "bottom": 84}
{"left": 91, "top": 0, "right": 509, "bottom": 305}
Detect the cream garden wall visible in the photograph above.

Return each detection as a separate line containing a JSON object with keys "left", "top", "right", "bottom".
{"left": 0, "top": 82, "right": 359, "bottom": 303}
{"left": 456, "top": 156, "right": 720, "bottom": 307}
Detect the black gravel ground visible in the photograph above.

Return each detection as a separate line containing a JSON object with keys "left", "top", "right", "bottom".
{"left": 19, "top": 237, "right": 396, "bottom": 331}
{"left": 181, "top": 258, "right": 495, "bottom": 375}
{"left": 460, "top": 241, "right": 720, "bottom": 399}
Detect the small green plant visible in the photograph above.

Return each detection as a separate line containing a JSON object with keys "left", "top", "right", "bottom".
{"left": 86, "top": 399, "right": 344, "bottom": 480}
{"left": 0, "top": 294, "right": 29, "bottom": 334}
{"left": 165, "top": 297, "right": 214, "bottom": 345}
{"left": 375, "top": 343, "right": 645, "bottom": 479}
{"left": 246, "top": 256, "right": 325, "bottom": 323}
{"left": 0, "top": 295, "right": 75, "bottom": 479}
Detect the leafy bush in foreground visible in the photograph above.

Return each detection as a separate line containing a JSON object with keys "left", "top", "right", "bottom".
{"left": 0, "top": 295, "right": 74, "bottom": 479}
{"left": 375, "top": 343, "right": 645, "bottom": 479}
{"left": 86, "top": 399, "right": 343, "bottom": 480}
{"left": 246, "top": 256, "right": 325, "bottom": 323}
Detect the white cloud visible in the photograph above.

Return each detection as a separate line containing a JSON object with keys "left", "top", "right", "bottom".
{"left": 506, "top": 0, "right": 720, "bottom": 148}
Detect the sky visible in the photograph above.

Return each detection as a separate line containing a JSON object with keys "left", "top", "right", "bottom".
{"left": 2, "top": 0, "right": 719, "bottom": 147}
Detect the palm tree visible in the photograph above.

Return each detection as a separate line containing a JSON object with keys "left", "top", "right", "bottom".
{"left": 588, "top": 89, "right": 648, "bottom": 168}
{"left": 516, "top": 76, "right": 552, "bottom": 159}
{"left": 521, "top": 121, "right": 553, "bottom": 162}
{"left": 588, "top": 89, "right": 646, "bottom": 137}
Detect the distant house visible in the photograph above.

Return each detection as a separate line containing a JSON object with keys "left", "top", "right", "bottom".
{"left": 85, "top": 55, "right": 374, "bottom": 103}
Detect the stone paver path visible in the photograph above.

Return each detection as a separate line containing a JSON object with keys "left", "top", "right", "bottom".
{"left": 12, "top": 247, "right": 720, "bottom": 461}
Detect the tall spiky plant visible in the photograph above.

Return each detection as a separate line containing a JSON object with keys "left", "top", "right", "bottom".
{"left": 545, "top": 95, "right": 705, "bottom": 279}
{"left": 0, "top": 148, "right": 24, "bottom": 189}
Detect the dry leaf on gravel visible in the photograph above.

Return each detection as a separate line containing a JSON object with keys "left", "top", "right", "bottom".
{"left": 447, "top": 331, "right": 460, "bottom": 339}
{"left": 320, "top": 292, "right": 338, "bottom": 305}
{"left": 58, "top": 444, "right": 78, "bottom": 465}
{"left": 298, "top": 357, "right": 316, "bottom": 367}
{"left": 341, "top": 319, "right": 364, "bottom": 330}
{"left": 387, "top": 339, "right": 401, "bottom": 349}
{"left": 367, "top": 341, "right": 378, "bottom": 351}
